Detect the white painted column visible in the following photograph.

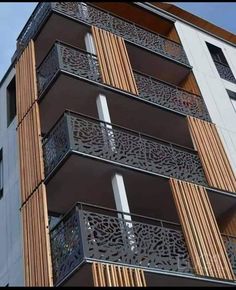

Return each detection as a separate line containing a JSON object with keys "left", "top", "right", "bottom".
{"left": 96, "top": 93, "right": 111, "bottom": 123}
{"left": 84, "top": 32, "right": 96, "bottom": 55}
{"left": 112, "top": 173, "right": 131, "bottom": 220}
{"left": 96, "top": 94, "right": 130, "bottom": 216}
{"left": 95, "top": 67, "right": 135, "bottom": 251}
{"left": 96, "top": 94, "right": 116, "bottom": 151}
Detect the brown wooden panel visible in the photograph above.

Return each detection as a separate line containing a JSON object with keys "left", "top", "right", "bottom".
{"left": 92, "top": 26, "right": 139, "bottom": 95}
{"left": 170, "top": 178, "right": 235, "bottom": 280}
{"left": 180, "top": 72, "right": 201, "bottom": 96}
{"left": 92, "top": 262, "right": 146, "bottom": 287}
{"left": 219, "top": 205, "right": 236, "bottom": 236}
{"left": 167, "top": 26, "right": 181, "bottom": 44}
{"left": 15, "top": 40, "right": 53, "bottom": 286}
{"left": 188, "top": 116, "right": 236, "bottom": 192}
{"left": 153, "top": 3, "right": 236, "bottom": 46}
{"left": 21, "top": 185, "right": 52, "bottom": 286}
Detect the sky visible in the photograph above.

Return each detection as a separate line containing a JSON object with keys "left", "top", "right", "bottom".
{"left": 0, "top": 2, "right": 236, "bottom": 81}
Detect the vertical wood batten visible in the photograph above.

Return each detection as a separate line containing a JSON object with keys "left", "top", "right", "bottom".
{"left": 187, "top": 116, "right": 236, "bottom": 192}
{"left": 92, "top": 26, "right": 139, "bottom": 95}
{"left": 16, "top": 40, "right": 53, "bottom": 286}
{"left": 170, "top": 178, "right": 235, "bottom": 280}
{"left": 92, "top": 262, "right": 146, "bottom": 287}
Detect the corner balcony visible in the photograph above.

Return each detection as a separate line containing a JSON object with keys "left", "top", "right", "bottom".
{"left": 43, "top": 110, "right": 207, "bottom": 188}
{"left": 50, "top": 202, "right": 192, "bottom": 286}
{"left": 17, "top": 2, "right": 190, "bottom": 69}
{"left": 50, "top": 203, "right": 236, "bottom": 286}
{"left": 37, "top": 42, "right": 211, "bottom": 137}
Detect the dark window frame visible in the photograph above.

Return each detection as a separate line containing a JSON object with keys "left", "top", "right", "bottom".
{"left": 206, "top": 42, "right": 228, "bottom": 66}
{"left": 6, "top": 76, "right": 16, "bottom": 127}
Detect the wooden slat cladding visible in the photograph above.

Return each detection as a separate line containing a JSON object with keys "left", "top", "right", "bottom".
{"left": 15, "top": 41, "right": 38, "bottom": 123}
{"left": 170, "top": 178, "right": 235, "bottom": 280}
{"left": 17, "top": 105, "right": 44, "bottom": 202}
{"left": 92, "top": 262, "right": 146, "bottom": 287}
{"left": 92, "top": 26, "right": 139, "bottom": 95}
{"left": 15, "top": 40, "right": 53, "bottom": 286}
{"left": 21, "top": 185, "right": 52, "bottom": 286}
{"left": 187, "top": 116, "right": 236, "bottom": 192}
{"left": 180, "top": 72, "right": 201, "bottom": 96}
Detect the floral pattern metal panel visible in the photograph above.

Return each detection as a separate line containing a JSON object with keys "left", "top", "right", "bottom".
{"left": 69, "top": 115, "right": 207, "bottom": 185}
{"left": 214, "top": 61, "right": 236, "bottom": 84}
{"left": 222, "top": 235, "right": 236, "bottom": 274}
{"left": 50, "top": 210, "right": 84, "bottom": 285}
{"left": 37, "top": 43, "right": 210, "bottom": 121}
{"left": 52, "top": 2, "right": 189, "bottom": 66}
{"left": 43, "top": 115, "right": 71, "bottom": 176}
{"left": 82, "top": 210, "right": 192, "bottom": 273}
{"left": 134, "top": 73, "right": 211, "bottom": 122}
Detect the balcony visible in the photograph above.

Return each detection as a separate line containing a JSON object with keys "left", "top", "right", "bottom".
{"left": 50, "top": 203, "right": 236, "bottom": 286}
{"left": 17, "top": 2, "right": 190, "bottom": 68}
{"left": 214, "top": 60, "right": 236, "bottom": 84}
{"left": 50, "top": 202, "right": 192, "bottom": 286}
{"left": 37, "top": 42, "right": 211, "bottom": 124}
{"left": 42, "top": 111, "right": 206, "bottom": 188}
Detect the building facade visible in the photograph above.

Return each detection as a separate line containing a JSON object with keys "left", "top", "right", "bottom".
{"left": 1, "top": 2, "right": 236, "bottom": 287}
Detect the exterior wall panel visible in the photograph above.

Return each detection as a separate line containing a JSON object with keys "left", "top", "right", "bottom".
{"left": 187, "top": 116, "right": 236, "bottom": 192}
{"left": 92, "top": 26, "right": 139, "bottom": 95}
{"left": 170, "top": 178, "right": 235, "bottom": 280}
{"left": 15, "top": 41, "right": 53, "bottom": 286}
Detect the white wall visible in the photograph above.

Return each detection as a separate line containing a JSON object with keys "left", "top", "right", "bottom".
{"left": 0, "top": 69, "right": 24, "bottom": 286}
{"left": 175, "top": 21, "right": 236, "bottom": 173}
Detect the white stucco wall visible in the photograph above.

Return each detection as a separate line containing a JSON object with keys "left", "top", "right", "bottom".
{"left": 0, "top": 69, "right": 24, "bottom": 286}
{"left": 175, "top": 21, "right": 236, "bottom": 173}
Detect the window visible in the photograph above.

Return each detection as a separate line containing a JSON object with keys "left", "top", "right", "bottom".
{"left": 206, "top": 42, "right": 236, "bottom": 84}
{"left": 206, "top": 42, "right": 228, "bottom": 65}
{"left": 6, "top": 76, "right": 16, "bottom": 126}
{"left": 0, "top": 149, "right": 3, "bottom": 199}
{"left": 227, "top": 89, "right": 236, "bottom": 112}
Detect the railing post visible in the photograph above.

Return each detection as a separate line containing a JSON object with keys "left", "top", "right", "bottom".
{"left": 77, "top": 205, "right": 89, "bottom": 259}
{"left": 65, "top": 113, "right": 75, "bottom": 151}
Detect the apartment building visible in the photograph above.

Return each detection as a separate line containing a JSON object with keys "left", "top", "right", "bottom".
{"left": 0, "top": 2, "right": 236, "bottom": 287}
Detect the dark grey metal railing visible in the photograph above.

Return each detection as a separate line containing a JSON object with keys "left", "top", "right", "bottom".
{"left": 134, "top": 71, "right": 211, "bottom": 121}
{"left": 17, "top": 2, "right": 190, "bottom": 66}
{"left": 42, "top": 111, "right": 207, "bottom": 185}
{"left": 37, "top": 42, "right": 211, "bottom": 121}
{"left": 50, "top": 202, "right": 192, "bottom": 285}
{"left": 214, "top": 60, "right": 236, "bottom": 84}
{"left": 222, "top": 234, "right": 236, "bottom": 274}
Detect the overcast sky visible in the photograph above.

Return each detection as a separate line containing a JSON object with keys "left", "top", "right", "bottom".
{"left": 0, "top": 2, "right": 236, "bottom": 81}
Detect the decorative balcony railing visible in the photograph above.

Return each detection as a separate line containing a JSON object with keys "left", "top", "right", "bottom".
{"left": 42, "top": 111, "right": 207, "bottom": 186}
{"left": 50, "top": 203, "right": 193, "bottom": 285}
{"left": 222, "top": 234, "right": 236, "bottom": 274}
{"left": 214, "top": 60, "right": 236, "bottom": 84}
{"left": 37, "top": 42, "right": 211, "bottom": 121}
{"left": 17, "top": 2, "right": 190, "bottom": 66}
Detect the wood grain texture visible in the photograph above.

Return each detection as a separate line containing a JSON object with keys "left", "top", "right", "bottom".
{"left": 167, "top": 26, "right": 181, "bottom": 44}
{"left": 15, "top": 40, "right": 53, "bottom": 286}
{"left": 92, "top": 262, "right": 146, "bottom": 287}
{"left": 92, "top": 26, "right": 139, "bottom": 95}
{"left": 188, "top": 116, "right": 236, "bottom": 192}
{"left": 180, "top": 72, "right": 201, "bottom": 96}
{"left": 170, "top": 178, "right": 235, "bottom": 280}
